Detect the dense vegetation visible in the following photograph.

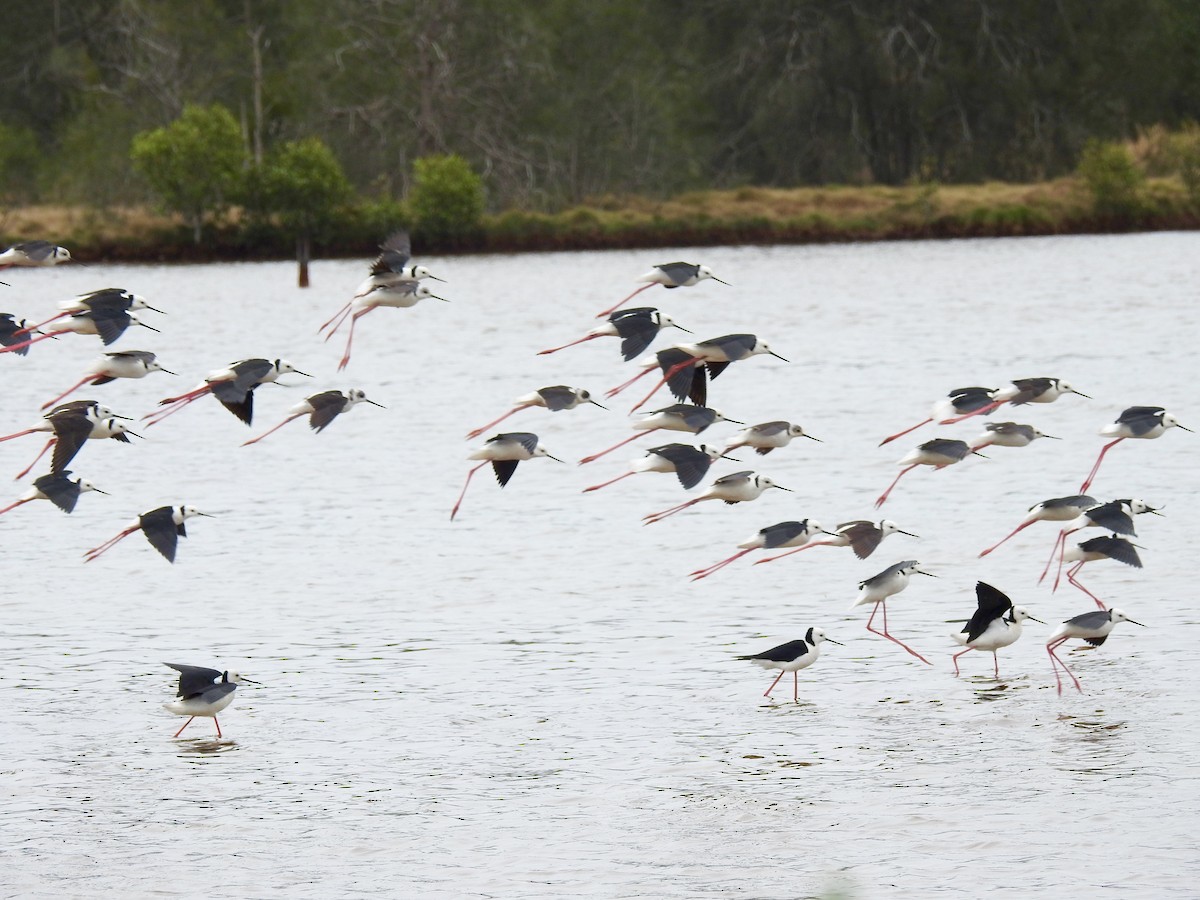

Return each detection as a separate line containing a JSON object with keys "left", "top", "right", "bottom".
{"left": 1, "top": 1, "right": 1199, "bottom": 258}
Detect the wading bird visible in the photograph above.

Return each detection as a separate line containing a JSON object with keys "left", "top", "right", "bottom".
{"left": 163, "top": 663, "right": 258, "bottom": 739}
{"left": 451, "top": 433, "right": 561, "bottom": 521}
{"left": 465, "top": 385, "right": 606, "bottom": 440}
{"left": 736, "top": 627, "right": 841, "bottom": 703}
{"left": 145, "top": 358, "right": 310, "bottom": 427}
{"left": 1079, "top": 406, "right": 1191, "bottom": 493}
{"left": 84, "top": 505, "right": 213, "bottom": 563}
{"left": 242, "top": 389, "right": 384, "bottom": 446}
{"left": 1046, "top": 608, "right": 1143, "bottom": 694}
{"left": 595, "top": 261, "right": 728, "bottom": 318}
{"left": 851, "top": 560, "right": 936, "bottom": 664}
{"left": 538, "top": 307, "right": 690, "bottom": 359}
{"left": 950, "top": 582, "right": 1043, "bottom": 677}
{"left": 754, "top": 519, "right": 918, "bottom": 566}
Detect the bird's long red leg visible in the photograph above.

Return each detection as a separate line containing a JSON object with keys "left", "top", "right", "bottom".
{"left": 40, "top": 376, "right": 97, "bottom": 411}
{"left": 537, "top": 334, "right": 599, "bottom": 356}
{"left": 1080, "top": 438, "right": 1124, "bottom": 493}
{"left": 689, "top": 548, "right": 754, "bottom": 581}
{"left": 878, "top": 417, "right": 932, "bottom": 446}
{"left": 1052, "top": 533, "right": 1080, "bottom": 592}
{"left": 1066, "top": 562, "right": 1107, "bottom": 609}
{"left": 173, "top": 716, "right": 196, "bottom": 738}
{"left": 450, "top": 462, "right": 488, "bottom": 521}
{"left": 579, "top": 429, "right": 655, "bottom": 465}
{"left": 213, "top": 717, "right": 222, "bottom": 738}
{"left": 595, "top": 282, "right": 653, "bottom": 318}
{"left": 979, "top": 519, "right": 1035, "bottom": 557}
{"left": 866, "top": 601, "right": 931, "bottom": 664}
{"left": 582, "top": 471, "right": 636, "bottom": 493}
{"left": 793, "top": 670, "right": 799, "bottom": 703}
{"left": 14, "top": 311, "right": 70, "bottom": 335}
{"left": 604, "top": 365, "right": 657, "bottom": 400}
{"left": 1038, "top": 530, "right": 1067, "bottom": 584}
{"left": 642, "top": 498, "right": 699, "bottom": 524}
{"left": 0, "top": 498, "right": 31, "bottom": 515}
{"left": 465, "top": 406, "right": 529, "bottom": 441}
{"left": 875, "top": 464, "right": 918, "bottom": 508}
{"left": 1047, "top": 638, "right": 1081, "bottom": 694}
{"left": 319, "top": 301, "right": 353, "bottom": 334}
{"left": 763, "top": 669, "right": 786, "bottom": 698}
{"left": 242, "top": 413, "right": 305, "bottom": 446}
{"left": 0, "top": 427, "right": 38, "bottom": 443}
{"left": 83, "top": 526, "right": 139, "bottom": 561}
{"left": 0, "top": 330, "right": 62, "bottom": 355}
{"left": 992, "top": 651, "right": 1000, "bottom": 678}
{"left": 952, "top": 647, "right": 973, "bottom": 676}
{"left": 938, "top": 405, "right": 993, "bottom": 425}
{"left": 15, "top": 439, "right": 55, "bottom": 480}
{"left": 338, "top": 309, "right": 372, "bottom": 371}
{"left": 754, "top": 540, "right": 835, "bottom": 565}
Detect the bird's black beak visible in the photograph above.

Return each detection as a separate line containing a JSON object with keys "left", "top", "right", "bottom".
{"left": 1177, "top": 423, "right": 1195, "bottom": 433}
{"left": 431, "top": 294, "right": 450, "bottom": 302}
{"left": 125, "top": 430, "right": 146, "bottom": 440}
{"left": 240, "top": 677, "right": 262, "bottom": 684}
{"left": 1042, "top": 433, "right": 1062, "bottom": 440}
{"left": 1027, "top": 615, "right": 1046, "bottom": 624}
{"left": 140, "top": 322, "right": 162, "bottom": 332}
{"left": 1071, "top": 388, "right": 1091, "bottom": 398}
{"left": 160, "top": 368, "right": 179, "bottom": 376}
{"left": 898, "top": 529, "right": 919, "bottom": 538}
{"left": 803, "top": 433, "right": 822, "bottom": 442}
{"left": 546, "top": 453, "right": 565, "bottom": 463}
{"left": 723, "top": 417, "right": 745, "bottom": 425}
{"left": 366, "top": 399, "right": 387, "bottom": 408}
{"left": 720, "top": 452, "right": 740, "bottom": 461}
{"left": 1127, "top": 618, "right": 1145, "bottom": 627}
{"left": 824, "top": 637, "right": 844, "bottom": 645}
{"left": 146, "top": 304, "right": 167, "bottom": 314}
{"left": 773, "top": 484, "right": 793, "bottom": 492}
{"left": 93, "top": 487, "right": 109, "bottom": 495}
{"left": 589, "top": 399, "right": 608, "bottom": 410}
{"left": 294, "top": 369, "right": 313, "bottom": 378}
{"left": 671, "top": 323, "right": 693, "bottom": 334}
{"left": 427, "top": 275, "right": 447, "bottom": 283}
{"left": 917, "top": 570, "right": 937, "bottom": 577}
{"left": 971, "top": 450, "right": 990, "bottom": 459}
{"left": 769, "top": 351, "right": 789, "bottom": 362}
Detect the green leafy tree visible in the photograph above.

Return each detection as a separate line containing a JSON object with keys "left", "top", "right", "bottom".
{"left": 1077, "top": 139, "right": 1145, "bottom": 216}
{"left": 130, "top": 104, "right": 245, "bottom": 243}
{"left": 409, "top": 154, "right": 484, "bottom": 242}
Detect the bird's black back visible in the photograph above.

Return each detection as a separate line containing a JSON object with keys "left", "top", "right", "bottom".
{"left": 165, "top": 662, "right": 224, "bottom": 698}
{"left": 963, "top": 581, "right": 1013, "bottom": 642}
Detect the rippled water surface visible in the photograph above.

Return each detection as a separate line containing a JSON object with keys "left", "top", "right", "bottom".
{"left": 2, "top": 234, "right": 1198, "bottom": 897}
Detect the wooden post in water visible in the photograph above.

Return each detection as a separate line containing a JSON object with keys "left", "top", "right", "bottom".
{"left": 297, "top": 234, "right": 310, "bottom": 288}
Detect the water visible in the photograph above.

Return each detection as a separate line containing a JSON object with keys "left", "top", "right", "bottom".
{"left": 1, "top": 233, "right": 1198, "bottom": 897}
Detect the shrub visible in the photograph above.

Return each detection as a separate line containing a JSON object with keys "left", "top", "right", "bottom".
{"left": 1077, "top": 139, "right": 1144, "bottom": 215}
{"left": 409, "top": 154, "right": 484, "bottom": 242}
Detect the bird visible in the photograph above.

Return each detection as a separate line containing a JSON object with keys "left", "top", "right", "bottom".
{"left": 878, "top": 386, "right": 1000, "bottom": 445}
{"left": 0, "top": 240, "right": 72, "bottom": 268}
{"left": 242, "top": 389, "right": 384, "bottom": 446}
{"left": 465, "top": 386, "right": 606, "bottom": 440}
{"left": 1046, "top": 608, "right": 1143, "bottom": 694}
{"left": 84, "top": 505, "right": 213, "bottom": 563}
{"left": 967, "top": 421, "right": 1059, "bottom": 452}
{"left": 875, "top": 438, "right": 984, "bottom": 508}
{"left": 163, "top": 663, "right": 258, "bottom": 739}
{"left": 642, "top": 470, "right": 791, "bottom": 524}
{"left": 851, "top": 560, "right": 936, "bottom": 664}
{"left": 537, "top": 307, "right": 690, "bottom": 359}
{"left": 722, "top": 421, "right": 820, "bottom": 455}
{"left": 689, "top": 518, "right": 833, "bottom": 580}
{"left": 0, "top": 313, "right": 40, "bottom": 355}
{"left": 753, "top": 519, "right": 918, "bottom": 566}
{"left": 1, "top": 412, "right": 138, "bottom": 480}
{"left": 1057, "top": 535, "right": 1143, "bottom": 609}
{"left": 451, "top": 433, "right": 562, "bottom": 521}
{"left": 1038, "top": 498, "right": 1160, "bottom": 586}
{"left": 606, "top": 334, "right": 788, "bottom": 413}
{"left": 736, "top": 627, "right": 842, "bottom": 702}
{"left": 0, "top": 470, "right": 106, "bottom": 516}
{"left": 39, "top": 350, "right": 175, "bottom": 410}
{"left": 16, "top": 287, "right": 163, "bottom": 336}
{"left": 356, "top": 231, "right": 444, "bottom": 294}
{"left": 144, "top": 358, "right": 311, "bottom": 427}
{"left": 0, "top": 308, "right": 158, "bottom": 354}
{"left": 595, "top": 261, "right": 729, "bottom": 318}
{"left": 582, "top": 443, "right": 725, "bottom": 493}
{"left": 1079, "top": 406, "right": 1191, "bottom": 493}
{"left": 578, "top": 403, "right": 740, "bottom": 465}
{"left": 968, "top": 377, "right": 1090, "bottom": 418}
{"left": 950, "top": 582, "right": 1043, "bottom": 677}
{"left": 321, "top": 281, "right": 447, "bottom": 371}
{"left": 978, "top": 494, "right": 1097, "bottom": 557}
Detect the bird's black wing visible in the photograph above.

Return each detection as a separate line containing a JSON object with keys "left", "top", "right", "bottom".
{"left": 613, "top": 313, "right": 660, "bottom": 360}
{"left": 919, "top": 438, "right": 971, "bottom": 460}
{"left": 759, "top": 521, "right": 809, "bottom": 550}
{"left": 493, "top": 432, "right": 539, "bottom": 456}
{"left": 370, "top": 231, "right": 412, "bottom": 275}
{"left": 164, "top": 662, "right": 223, "bottom": 698}
{"left": 491, "top": 459, "right": 519, "bottom": 487}
{"left": 1086, "top": 501, "right": 1135, "bottom": 536}
{"left": 1007, "top": 377, "right": 1053, "bottom": 405}
{"left": 649, "top": 443, "right": 712, "bottom": 489}
{"left": 49, "top": 415, "right": 93, "bottom": 472}
{"left": 15, "top": 240, "right": 54, "bottom": 261}
{"left": 1037, "top": 495, "right": 1096, "bottom": 513}
{"left": 660, "top": 352, "right": 697, "bottom": 402}
{"left": 859, "top": 560, "right": 912, "bottom": 590}
{"left": 211, "top": 381, "right": 256, "bottom": 425}
{"left": 840, "top": 522, "right": 882, "bottom": 559}
{"left": 947, "top": 386, "right": 996, "bottom": 413}
{"left": 0, "top": 314, "right": 29, "bottom": 355}
{"left": 307, "top": 391, "right": 347, "bottom": 433}
{"left": 1116, "top": 406, "right": 1166, "bottom": 436}
{"left": 108, "top": 349, "right": 156, "bottom": 365}
{"left": 702, "top": 334, "right": 756, "bottom": 361}
{"left": 656, "top": 262, "right": 699, "bottom": 285}
{"left": 199, "top": 682, "right": 238, "bottom": 704}
{"left": 537, "top": 385, "right": 578, "bottom": 411}
{"left": 676, "top": 405, "right": 717, "bottom": 433}
{"left": 737, "top": 639, "right": 808, "bottom": 662}
{"left": 140, "top": 506, "right": 181, "bottom": 562}
{"left": 1079, "top": 535, "right": 1142, "bottom": 568}
{"left": 34, "top": 472, "right": 82, "bottom": 513}
{"left": 964, "top": 582, "right": 1013, "bottom": 642}
{"left": 86, "top": 310, "right": 133, "bottom": 345}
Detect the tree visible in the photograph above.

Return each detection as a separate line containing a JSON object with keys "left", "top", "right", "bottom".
{"left": 130, "top": 103, "right": 245, "bottom": 243}
{"left": 254, "top": 136, "right": 352, "bottom": 285}
{"left": 409, "top": 154, "right": 484, "bottom": 243}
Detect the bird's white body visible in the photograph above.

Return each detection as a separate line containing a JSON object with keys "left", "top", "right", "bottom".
{"left": 87, "top": 353, "right": 169, "bottom": 379}
{"left": 164, "top": 691, "right": 237, "bottom": 718}
{"left": 743, "top": 636, "right": 829, "bottom": 674}
{"left": 636, "top": 408, "right": 729, "bottom": 432}
{"left": 57, "top": 291, "right": 151, "bottom": 313}
{"left": 1100, "top": 414, "right": 1184, "bottom": 440}
{"left": 0, "top": 243, "right": 71, "bottom": 267}
{"left": 970, "top": 422, "right": 1056, "bottom": 449}
{"left": 1061, "top": 543, "right": 1121, "bottom": 566}
{"left": 724, "top": 422, "right": 813, "bottom": 453}
{"left": 53, "top": 313, "right": 146, "bottom": 337}
{"left": 672, "top": 337, "right": 779, "bottom": 364}
{"left": 1024, "top": 498, "right": 1096, "bottom": 525}
{"left": 636, "top": 264, "right": 721, "bottom": 288}
{"left": 631, "top": 444, "right": 721, "bottom": 475}
{"left": 696, "top": 472, "right": 785, "bottom": 505}
{"left": 951, "top": 606, "right": 1035, "bottom": 651}
{"left": 352, "top": 281, "right": 441, "bottom": 312}
{"left": 468, "top": 439, "right": 553, "bottom": 463}
{"left": 738, "top": 519, "right": 824, "bottom": 551}
{"left": 1048, "top": 608, "right": 1138, "bottom": 644}
{"left": 852, "top": 561, "right": 931, "bottom": 609}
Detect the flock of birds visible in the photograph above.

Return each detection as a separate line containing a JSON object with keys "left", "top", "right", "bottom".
{"left": 0, "top": 235, "right": 1189, "bottom": 736}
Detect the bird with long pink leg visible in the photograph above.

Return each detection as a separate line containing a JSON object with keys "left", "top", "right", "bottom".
{"left": 1079, "top": 406, "right": 1190, "bottom": 493}
{"left": 594, "top": 261, "right": 728, "bottom": 318}
{"left": 243, "top": 389, "right": 384, "bottom": 446}
{"left": 451, "top": 433, "right": 562, "bottom": 521}
{"left": 538, "top": 307, "right": 690, "bottom": 359}
{"left": 875, "top": 438, "right": 984, "bottom": 508}
{"left": 0, "top": 307, "right": 159, "bottom": 355}
{"left": 723, "top": 420, "right": 820, "bottom": 456}
{"left": 951, "top": 582, "right": 1043, "bottom": 678}
{"left": 1046, "top": 608, "right": 1143, "bottom": 695}
{"left": 737, "top": 627, "right": 841, "bottom": 703}
{"left": 85, "top": 504, "right": 213, "bottom": 563}
{"left": 583, "top": 443, "right": 726, "bottom": 494}
{"left": 144, "top": 358, "right": 310, "bottom": 428}
{"left": 851, "top": 560, "right": 936, "bottom": 664}
{"left": 0, "top": 408, "right": 138, "bottom": 480}
{"left": 40, "top": 350, "right": 175, "bottom": 411}
{"left": 877, "top": 385, "right": 1000, "bottom": 446}
{"left": 1056, "top": 535, "right": 1143, "bottom": 610}
{"left": 978, "top": 495, "right": 1096, "bottom": 557}
{"left": 16, "top": 287, "right": 164, "bottom": 338}
{"left": 579, "top": 403, "right": 739, "bottom": 465}
{"left": 0, "top": 471, "right": 106, "bottom": 517}
{"left": 163, "top": 663, "right": 258, "bottom": 739}
{"left": 642, "top": 470, "right": 791, "bottom": 525}
{"left": 465, "top": 385, "right": 605, "bottom": 441}
{"left": 753, "top": 519, "right": 918, "bottom": 566}
{"left": 690, "top": 518, "right": 833, "bottom": 581}
{"left": 1038, "top": 498, "right": 1159, "bottom": 588}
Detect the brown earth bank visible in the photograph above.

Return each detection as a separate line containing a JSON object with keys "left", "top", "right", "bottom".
{"left": 2, "top": 178, "right": 1197, "bottom": 264}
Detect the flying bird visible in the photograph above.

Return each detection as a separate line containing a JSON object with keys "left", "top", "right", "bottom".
{"left": 595, "top": 261, "right": 728, "bottom": 318}
{"left": 242, "top": 389, "right": 384, "bottom": 446}
{"left": 84, "top": 505, "right": 213, "bottom": 563}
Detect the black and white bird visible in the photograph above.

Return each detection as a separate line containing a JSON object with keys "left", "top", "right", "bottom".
{"left": 242, "top": 389, "right": 384, "bottom": 446}
{"left": 40, "top": 350, "right": 175, "bottom": 410}
{"left": 354, "top": 231, "right": 444, "bottom": 296}
{"left": 978, "top": 495, "right": 1098, "bottom": 557}
{"left": 1079, "top": 406, "right": 1191, "bottom": 492}
{"left": 875, "top": 438, "right": 983, "bottom": 508}
{"left": 583, "top": 443, "right": 725, "bottom": 493}
{"left": 84, "top": 505, "right": 213, "bottom": 563}
{"left": 0, "top": 240, "right": 72, "bottom": 268}
{"left": 1057, "top": 535, "right": 1143, "bottom": 609}
{"left": 689, "top": 518, "right": 833, "bottom": 580}
{"left": 0, "top": 308, "right": 158, "bottom": 354}
{"left": 0, "top": 313, "right": 40, "bottom": 355}
{"left": 163, "top": 663, "right": 258, "bottom": 739}
{"left": 967, "top": 421, "right": 1059, "bottom": 452}
{"left": 595, "top": 261, "right": 728, "bottom": 318}
{"left": 951, "top": 582, "right": 1043, "bottom": 677}
{"left": 878, "top": 385, "right": 1001, "bottom": 446}
{"left": 538, "top": 307, "right": 690, "bottom": 359}
{"left": 642, "top": 470, "right": 791, "bottom": 524}
{"left": 1, "top": 412, "right": 138, "bottom": 480}
{"left": 579, "top": 404, "right": 740, "bottom": 465}
{"left": 145, "top": 358, "right": 311, "bottom": 427}
{"left": 1046, "top": 608, "right": 1143, "bottom": 694}
{"left": 0, "top": 471, "right": 106, "bottom": 516}
{"left": 465, "top": 385, "right": 606, "bottom": 440}
{"left": 323, "top": 281, "right": 447, "bottom": 371}
{"left": 736, "top": 627, "right": 842, "bottom": 702}
{"left": 1039, "top": 498, "right": 1160, "bottom": 586}
{"left": 18, "top": 287, "right": 163, "bottom": 336}
{"left": 851, "top": 560, "right": 936, "bottom": 664}
{"left": 972, "top": 377, "right": 1090, "bottom": 417}
{"left": 723, "top": 420, "right": 820, "bottom": 455}
{"left": 753, "top": 519, "right": 919, "bottom": 566}
{"left": 451, "top": 433, "right": 561, "bottom": 521}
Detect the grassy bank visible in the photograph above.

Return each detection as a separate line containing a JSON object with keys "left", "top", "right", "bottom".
{"left": 2, "top": 176, "right": 1197, "bottom": 264}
